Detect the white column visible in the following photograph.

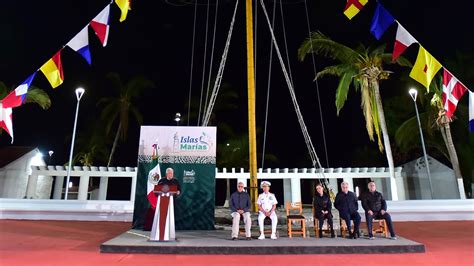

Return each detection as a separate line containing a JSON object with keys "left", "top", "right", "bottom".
{"left": 457, "top": 178, "right": 466, "bottom": 199}
{"left": 25, "top": 174, "right": 38, "bottom": 199}
{"left": 78, "top": 175, "right": 90, "bottom": 200}
{"left": 53, "top": 176, "right": 64, "bottom": 199}
{"left": 390, "top": 176, "right": 399, "bottom": 201}
{"left": 98, "top": 176, "right": 109, "bottom": 200}
{"left": 283, "top": 179, "right": 292, "bottom": 204}
{"left": 290, "top": 176, "right": 301, "bottom": 203}
{"left": 328, "top": 178, "right": 338, "bottom": 194}
{"left": 130, "top": 173, "right": 137, "bottom": 201}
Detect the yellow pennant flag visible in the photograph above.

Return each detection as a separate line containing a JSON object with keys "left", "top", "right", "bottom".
{"left": 39, "top": 51, "right": 64, "bottom": 89}
{"left": 115, "top": 0, "right": 131, "bottom": 22}
{"left": 409, "top": 46, "right": 442, "bottom": 90}
{"left": 344, "top": 0, "right": 369, "bottom": 20}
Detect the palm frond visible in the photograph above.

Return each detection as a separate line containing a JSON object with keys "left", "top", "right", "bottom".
{"left": 126, "top": 76, "right": 155, "bottom": 99}
{"left": 298, "top": 31, "right": 359, "bottom": 63}
{"left": 24, "top": 87, "right": 51, "bottom": 110}
{"left": 335, "top": 71, "right": 354, "bottom": 115}
{"left": 381, "top": 54, "right": 413, "bottom": 67}
{"left": 369, "top": 44, "right": 387, "bottom": 58}
{"left": 360, "top": 77, "right": 375, "bottom": 141}
{"left": 0, "top": 82, "right": 8, "bottom": 98}
{"left": 315, "top": 65, "right": 343, "bottom": 80}
{"left": 105, "top": 72, "right": 124, "bottom": 92}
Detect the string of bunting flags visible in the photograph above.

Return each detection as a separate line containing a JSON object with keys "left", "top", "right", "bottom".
{"left": 0, "top": 0, "right": 132, "bottom": 143}
{"left": 343, "top": 0, "right": 473, "bottom": 133}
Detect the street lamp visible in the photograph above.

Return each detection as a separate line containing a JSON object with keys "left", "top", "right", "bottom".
{"left": 174, "top": 112, "right": 181, "bottom": 126}
{"left": 65, "top": 87, "right": 85, "bottom": 200}
{"left": 409, "top": 88, "right": 434, "bottom": 199}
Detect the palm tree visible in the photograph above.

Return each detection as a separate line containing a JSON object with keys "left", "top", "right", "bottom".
{"left": 98, "top": 72, "right": 155, "bottom": 166}
{"left": 298, "top": 32, "right": 411, "bottom": 190}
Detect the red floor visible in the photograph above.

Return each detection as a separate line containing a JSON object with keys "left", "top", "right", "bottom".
{"left": 0, "top": 220, "right": 473, "bottom": 266}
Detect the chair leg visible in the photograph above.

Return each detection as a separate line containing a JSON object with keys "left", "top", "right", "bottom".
{"left": 383, "top": 220, "right": 389, "bottom": 238}
{"left": 302, "top": 221, "right": 306, "bottom": 238}
{"left": 288, "top": 220, "right": 292, "bottom": 238}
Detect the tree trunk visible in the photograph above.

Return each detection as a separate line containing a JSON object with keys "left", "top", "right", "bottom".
{"left": 107, "top": 122, "right": 122, "bottom": 167}
{"left": 442, "top": 122, "right": 465, "bottom": 198}
{"left": 373, "top": 81, "right": 398, "bottom": 200}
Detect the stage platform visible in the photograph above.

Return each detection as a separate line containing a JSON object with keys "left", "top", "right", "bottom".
{"left": 100, "top": 229, "right": 425, "bottom": 254}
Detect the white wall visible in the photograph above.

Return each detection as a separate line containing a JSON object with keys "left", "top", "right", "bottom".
{"left": 0, "top": 149, "right": 49, "bottom": 199}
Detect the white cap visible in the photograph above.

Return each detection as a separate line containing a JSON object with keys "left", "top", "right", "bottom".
{"left": 260, "top": 181, "right": 271, "bottom": 188}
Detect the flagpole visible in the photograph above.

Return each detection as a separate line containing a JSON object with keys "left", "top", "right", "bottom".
{"left": 246, "top": 0, "right": 258, "bottom": 212}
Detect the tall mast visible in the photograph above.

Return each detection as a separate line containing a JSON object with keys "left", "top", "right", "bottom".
{"left": 245, "top": 0, "right": 258, "bottom": 211}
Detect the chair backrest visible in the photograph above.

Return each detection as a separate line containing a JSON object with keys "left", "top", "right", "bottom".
{"left": 286, "top": 202, "right": 303, "bottom": 216}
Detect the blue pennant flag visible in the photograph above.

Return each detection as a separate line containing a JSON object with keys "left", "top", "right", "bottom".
{"left": 370, "top": 3, "right": 395, "bottom": 40}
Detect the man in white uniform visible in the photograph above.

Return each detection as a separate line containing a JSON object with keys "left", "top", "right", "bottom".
{"left": 257, "top": 181, "right": 278, "bottom": 240}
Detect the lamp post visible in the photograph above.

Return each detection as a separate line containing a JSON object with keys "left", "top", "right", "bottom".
{"left": 409, "top": 88, "right": 434, "bottom": 199}
{"left": 174, "top": 112, "right": 181, "bottom": 126}
{"left": 65, "top": 88, "right": 85, "bottom": 200}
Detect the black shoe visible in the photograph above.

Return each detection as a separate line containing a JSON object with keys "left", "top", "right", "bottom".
{"left": 232, "top": 237, "right": 237, "bottom": 240}
{"left": 246, "top": 237, "right": 252, "bottom": 240}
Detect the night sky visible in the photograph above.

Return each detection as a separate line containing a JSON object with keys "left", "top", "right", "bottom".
{"left": 1, "top": 0, "right": 472, "bottom": 171}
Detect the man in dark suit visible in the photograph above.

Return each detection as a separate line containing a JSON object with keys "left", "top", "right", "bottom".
{"left": 334, "top": 181, "right": 361, "bottom": 239}
{"left": 362, "top": 181, "right": 397, "bottom": 240}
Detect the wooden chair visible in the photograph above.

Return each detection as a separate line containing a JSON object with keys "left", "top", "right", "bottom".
{"left": 371, "top": 219, "right": 389, "bottom": 238}
{"left": 312, "top": 207, "right": 332, "bottom": 238}
{"left": 340, "top": 219, "right": 352, "bottom": 238}
{"left": 286, "top": 202, "right": 306, "bottom": 238}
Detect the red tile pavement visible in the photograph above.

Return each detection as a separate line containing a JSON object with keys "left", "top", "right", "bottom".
{"left": 0, "top": 220, "right": 473, "bottom": 266}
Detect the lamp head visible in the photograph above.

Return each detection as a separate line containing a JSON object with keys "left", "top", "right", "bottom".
{"left": 409, "top": 88, "right": 418, "bottom": 101}
{"left": 48, "top": 150, "right": 54, "bottom": 157}
{"left": 174, "top": 112, "right": 181, "bottom": 122}
{"left": 75, "top": 87, "right": 85, "bottom": 101}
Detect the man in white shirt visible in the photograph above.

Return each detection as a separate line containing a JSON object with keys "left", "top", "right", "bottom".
{"left": 257, "top": 181, "right": 278, "bottom": 240}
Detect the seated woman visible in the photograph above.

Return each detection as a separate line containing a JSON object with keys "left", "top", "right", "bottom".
{"left": 313, "top": 184, "right": 335, "bottom": 238}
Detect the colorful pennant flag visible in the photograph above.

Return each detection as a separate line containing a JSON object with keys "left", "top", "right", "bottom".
{"left": 409, "top": 46, "right": 442, "bottom": 90}
{"left": 39, "top": 51, "right": 64, "bottom": 89}
{"left": 343, "top": 0, "right": 368, "bottom": 20}
{"left": 469, "top": 91, "right": 474, "bottom": 133}
{"left": 442, "top": 68, "right": 467, "bottom": 119}
{"left": 147, "top": 144, "right": 160, "bottom": 209}
{"left": 1, "top": 73, "right": 37, "bottom": 109}
{"left": 90, "top": 5, "right": 110, "bottom": 47}
{"left": 370, "top": 3, "right": 395, "bottom": 40}
{"left": 115, "top": 0, "right": 131, "bottom": 22}
{"left": 392, "top": 22, "right": 418, "bottom": 61}
{"left": 67, "top": 26, "right": 92, "bottom": 65}
{"left": 0, "top": 103, "right": 13, "bottom": 143}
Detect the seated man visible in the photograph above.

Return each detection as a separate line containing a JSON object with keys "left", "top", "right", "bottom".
{"left": 362, "top": 181, "right": 397, "bottom": 240}
{"left": 334, "top": 181, "right": 361, "bottom": 239}
{"left": 313, "top": 184, "right": 335, "bottom": 238}
{"left": 230, "top": 182, "right": 252, "bottom": 240}
{"left": 257, "top": 181, "right": 278, "bottom": 240}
